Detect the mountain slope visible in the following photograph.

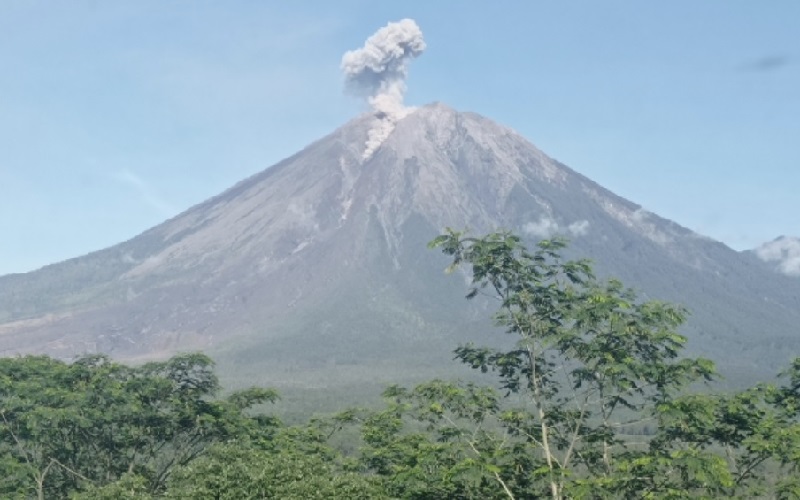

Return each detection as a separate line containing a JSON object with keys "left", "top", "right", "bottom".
{"left": 1, "top": 103, "right": 798, "bottom": 390}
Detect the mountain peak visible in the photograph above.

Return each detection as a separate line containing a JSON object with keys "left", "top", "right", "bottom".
{"left": 393, "top": 102, "right": 517, "bottom": 143}
{"left": 375, "top": 103, "right": 549, "bottom": 175}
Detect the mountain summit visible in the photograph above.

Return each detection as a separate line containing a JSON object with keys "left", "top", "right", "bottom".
{"left": 1, "top": 104, "right": 799, "bottom": 389}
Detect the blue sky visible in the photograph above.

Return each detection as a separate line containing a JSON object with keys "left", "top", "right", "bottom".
{"left": 1, "top": 1, "right": 798, "bottom": 275}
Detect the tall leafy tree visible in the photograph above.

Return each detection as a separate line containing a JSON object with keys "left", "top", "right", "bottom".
{"left": 370, "top": 229, "right": 719, "bottom": 499}
{"left": 0, "top": 353, "right": 276, "bottom": 498}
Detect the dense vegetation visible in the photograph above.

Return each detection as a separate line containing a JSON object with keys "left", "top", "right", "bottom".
{"left": 2, "top": 230, "right": 799, "bottom": 498}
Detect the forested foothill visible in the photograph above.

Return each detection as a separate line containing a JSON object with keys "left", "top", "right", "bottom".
{"left": 2, "top": 230, "right": 799, "bottom": 499}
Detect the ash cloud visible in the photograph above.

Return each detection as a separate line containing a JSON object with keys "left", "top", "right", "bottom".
{"left": 341, "top": 19, "right": 425, "bottom": 160}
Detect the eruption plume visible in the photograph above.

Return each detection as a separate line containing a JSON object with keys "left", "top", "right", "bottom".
{"left": 341, "top": 19, "right": 425, "bottom": 160}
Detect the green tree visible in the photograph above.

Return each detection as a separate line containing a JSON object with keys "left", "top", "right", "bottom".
{"left": 163, "top": 427, "right": 387, "bottom": 499}
{"left": 0, "top": 353, "right": 277, "bottom": 498}
{"left": 627, "top": 359, "right": 800, "bottom": 498}
{"left": 71, "top": 473, "right": 153, "bottom": 500}
{"left": 357, "top": 380, "right": 536, "bottom": 499}
{"left": 365, "top": 229, "right": 719, "bottom": 499}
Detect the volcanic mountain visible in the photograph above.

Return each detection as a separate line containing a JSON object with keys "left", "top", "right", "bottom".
{"left": 1, "top": 103, "right": 799, "bottom": 393}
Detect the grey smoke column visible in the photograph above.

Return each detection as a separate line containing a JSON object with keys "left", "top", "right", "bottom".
{"left": 341, "top": 19, "right": 426, "bottom": 159}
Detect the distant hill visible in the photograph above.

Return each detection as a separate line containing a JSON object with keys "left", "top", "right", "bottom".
{"left": 2, "top": 103, "right": 799, "bottom": 396}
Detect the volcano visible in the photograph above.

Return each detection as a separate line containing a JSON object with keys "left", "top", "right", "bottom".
{"left": 1, "top": 103, "right": 799, "bottom": 391}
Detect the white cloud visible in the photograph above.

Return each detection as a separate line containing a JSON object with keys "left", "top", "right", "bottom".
{"left": 755, "top": 237, "right": 800, "bottom": 276}
{"left": 523, "top": 216, "right": 590, "bottom": 238}
{"left": 631, "top": 208, "right": 649, "bottom": 223}
{"left": 568, "top": 220, "right": 590, "bottom": 236}
{"left": 113, "top": 169, "right": 176, "bottom": 216}
{"left": 627, "top": 208, "right": 671, "bottom": 245}
{"left": 523, "top": 216, "right": 560, "bottom": 238}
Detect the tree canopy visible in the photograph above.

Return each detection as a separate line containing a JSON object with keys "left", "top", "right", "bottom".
{"left": 1, "top": 229, "right": 799, "bottom": 498}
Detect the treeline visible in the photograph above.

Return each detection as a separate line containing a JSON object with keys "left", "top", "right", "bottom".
{"left": 2, "top": 230, "right": 800, "bottom": 499}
